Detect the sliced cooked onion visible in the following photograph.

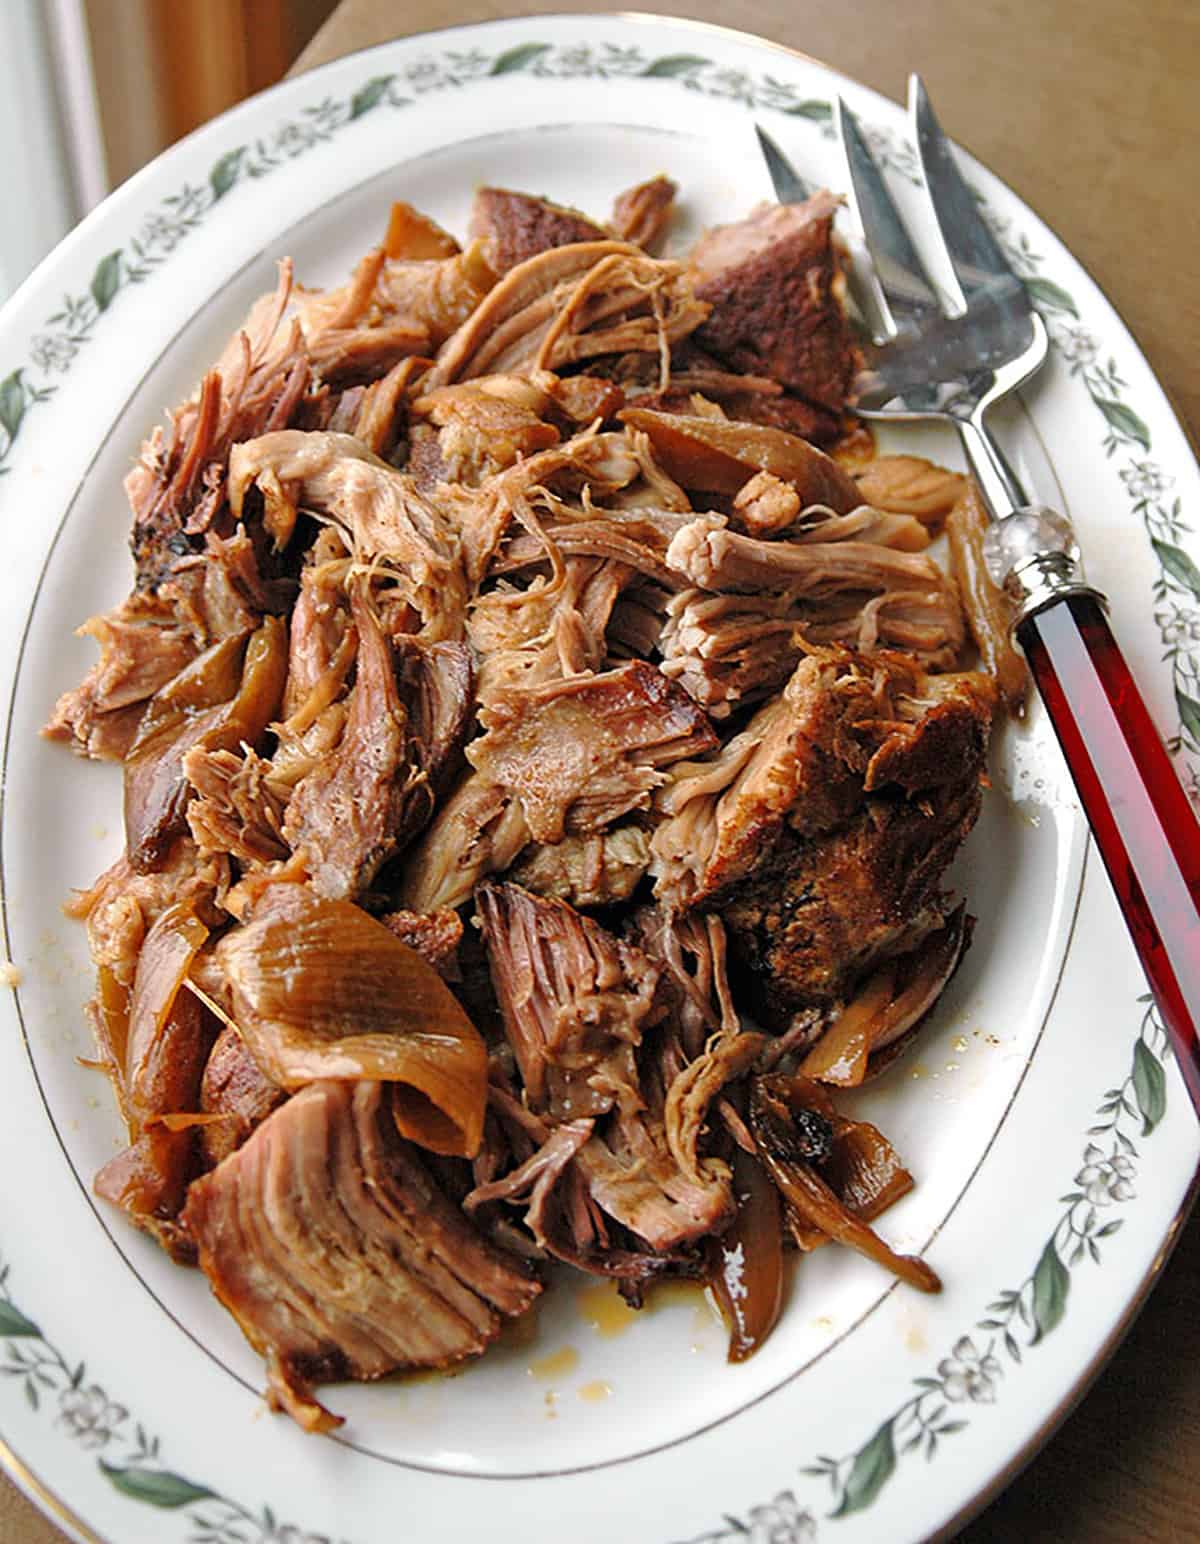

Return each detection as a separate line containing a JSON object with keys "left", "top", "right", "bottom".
{"left": 707, "top": 1144, "right": 784, "bottom": 1363}
{"left": 124, "top": 617, "right": 288, "bottom": 871}
{"left": 946, "top": 481, "right": 1028, "bottom": 713}
{"left": 867, "top": 905, "right": 968, "bottom": 1059}
{"left": 799, "top": 966, "right": 895, "bottom": 1086}
{"left": 749, "top": 1075, "right": 937, "bottom": 1292}
{"left": 801, "top": 906, "right": 968, "bottom": 1086}
{"left": 91, "top": 965, "right": 132, "bottom": 1126}
{"left": 216, "top": 884, "right": 488, "bottom": 1157}
{"left": 125, "top": 899, "right": 211, "bottom": 1133}
{"left": 758, "top": 1145, "right": 938, "bottom": 1293}
{"left": 825, "top": 1116, "right": 915, "bottom": 1220}
{"left": 620, "top": 406, "right": 860, "bottom": 509}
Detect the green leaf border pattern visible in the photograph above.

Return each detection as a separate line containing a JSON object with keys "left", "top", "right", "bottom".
{"left": 676, "top": 1001, "right": 1171, "bottom": 1537}
{"left": 0, "top": 1261, "right": 352, "bottom": 1542}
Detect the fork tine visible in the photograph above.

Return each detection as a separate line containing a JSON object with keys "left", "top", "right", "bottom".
{"left": 908, "top": 75, "right": 1028, "bottom": 317}
{"left": 754, "top": 125, "right": 814, "bottom": 204}
{"left": 835, "top": 96, "right": 942, "bottom": 340}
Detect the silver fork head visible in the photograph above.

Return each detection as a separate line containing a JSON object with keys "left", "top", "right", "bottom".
{"left": 837, "top": 81, "right": 1046, "bottom": 422}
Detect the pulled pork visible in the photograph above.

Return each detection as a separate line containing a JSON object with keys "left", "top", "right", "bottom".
{"left": 50, "top": 166, "right": 1015, "bottom": 1430}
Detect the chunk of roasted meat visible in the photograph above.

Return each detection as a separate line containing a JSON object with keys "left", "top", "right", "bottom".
{"left": 474, "top": 885, "right": 752, "bottom": 1264}
{"left": 399, "top": 660, "right": 716, "bottom": 912}
{"left": 424, "top": 242, "right": 709, "bottom": 388}
{"left": 183, "top": 1080, "right": 541, "bottom": 1431}
{"left": 689, "top": 191, "right": 859, "bottom": 419}
{"left": 127, "top": 261, "right": 314, "bottom": 592}
{"left": 652, "top": 645, "right": 995, "bottom": 1026}
{"left": 468, "top": 187, "right": 608, "bottom": 273}
{"left": 476, "top": 880, "right": 667, "bottom": 1122}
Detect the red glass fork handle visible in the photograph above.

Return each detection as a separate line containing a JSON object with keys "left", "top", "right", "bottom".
{"left": 1017, "top": 592, "right": 1200, "bottom": 1111}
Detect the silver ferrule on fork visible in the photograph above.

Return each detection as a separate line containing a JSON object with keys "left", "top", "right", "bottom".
{"left": 981, "top": 506, "right": 1107, "bottom": 628}
{"left": 951, "top": 368, "right": 1109, "bottom": 627}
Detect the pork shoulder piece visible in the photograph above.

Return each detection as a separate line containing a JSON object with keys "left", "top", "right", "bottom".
{"left": 123, "top": 617, "right": 287, "bottom": 873}
{"left": 658, "top": 564, "right": 965, "bottom": 720}
{"left": 410, "top": 378, "right": 561, "bottom": 485}
{"left": 292, "top": 243, "right": 495, "bottom": 382}
{"left": 664, "top": 512, "right": 963, "bottom": 630}
{"left": 198, "top": 1023, "right": 286, "bottom": 1168}
{"left": 128, "top": 261, "right": 312, "bottom": 590}
{"left": 659, "top": 589, "right": 807, "bottom": 719}
{"left": 468, "top": 187, "right": 609, "bottom": 274}
{"left": 468, "top": 557, "right": 630, "bottom": 703}
{"left": 183, "top": 1079, "right": 541, "bottom": 1431}
{"left": 722, "top": 786, "right": 980, "bottom": 1020}
{"left": 508, "top": 826, "right": 651, "bottom": 909}
{"left": 399, "top": 660, "right": 716, "bottom": 913}
{"left": 477, "top": 881, "right": 666, "bottom": 1121}
{"left": 380, "top": 907, "right": 464, "bottom": 980}
{"left": 574, "top": 1101, "right": 735, "bottom": 1254}
{"left": 469, "top": 659, "right": 718, "bottom": 845}
{"left": 689, "top": 192, "right": 859, "bottom": 413}
{"left": 44, "top": 592, "right": 201, "bottom": 761}
{"left": 493, "top": 505, "right": 694, "bottom": 587}
{"left": 423, "top": 242, "right": 709, "bottom": 388}
{"left": 227, "top": 430, "right": 467, "bottom": 639}
{"left": 629, "top": 907, "right": 740, "bottom": 1059}
{"left": 281, "top": 586, "right": 417, "bottom": 899}
{"left": 397, "top": 636, "right": 476, "bottom": 805}
{"left": 651, "top": 646, "right": 996, "bottom": 1013}
{"left": 185, "top": 747, "right": 291, "bottom": 867}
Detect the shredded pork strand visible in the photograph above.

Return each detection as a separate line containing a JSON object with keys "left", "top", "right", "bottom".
{"left": 46, "top": 166, "right": 1003, "bottom": 1428}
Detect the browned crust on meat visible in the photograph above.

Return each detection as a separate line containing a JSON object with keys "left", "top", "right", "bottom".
{"left": 694, "top": 207, "right": 859, "bottom": 412}
{"left": 468, "top": 188, "right": 608, "bottom": 274}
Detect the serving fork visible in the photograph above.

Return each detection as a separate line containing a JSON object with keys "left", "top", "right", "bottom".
{"left": 759, "top": 82, "right": 1200, "bottom": 1112}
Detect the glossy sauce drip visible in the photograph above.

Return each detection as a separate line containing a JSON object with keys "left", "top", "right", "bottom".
{"left": 575, "top": 1282, "right": 639, "bottom": 1338}
{"left": 1018, "top": 593, "right": 1200, "bottom": 1106}
{"left": 527, "top": 1346, "right": 579, "bottom": 1381}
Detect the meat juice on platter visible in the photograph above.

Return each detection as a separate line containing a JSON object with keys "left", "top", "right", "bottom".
{"left": 44, "top": 172, "right": 1024, "bottom": 1433}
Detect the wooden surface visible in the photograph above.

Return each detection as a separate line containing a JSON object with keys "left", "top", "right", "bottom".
{"left": 3, "top": 1, "right": 1198, "bottom": 1539}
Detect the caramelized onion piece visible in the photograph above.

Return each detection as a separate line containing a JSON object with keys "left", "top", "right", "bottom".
{"left": 619, "top": 406, "right": 860, "bottom": 509}
{"left": 853, "top": 455, "right": 966, "bottom": 527}
{"left": 824, "top": 1116, "right": 915, "bottom": 1220}
{"left": 761, "top": 1147, "right": 938, "bottom": 1292}
{"left": 801, "top": 906, "right": 968, "bottom": 1086}
{"left": 946, "top": 481, "right": 1028, "bottom": 713}
{"left": 216, "top": 885, "right": 488, "bottom": 1157}
{"left": 94, "top": 1126, "right": 192, "bottom": 1214}
{"left": 383, "top": 201, "right": 460, "bottom": 261}
{"left": 750, "top": 1076, "right": 938, "bottom": 1293}
{"left": 125, "top": 899, "right": 211, "bottom": 1132}
{"left": 90, "top": 965, "right": 132, "bottom": 1127}
{"left": 799, "top": 966, "right": 895, "bottom": 1086}
{"left": 751, "top": 1072, "right": 913, "bottom": 1236}
{"left": 707, "top": 1144, "right": 783, "bottom": 1362}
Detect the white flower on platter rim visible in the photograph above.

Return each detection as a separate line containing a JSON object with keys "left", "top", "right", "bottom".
{"left": 1075, "top": 1143, "right": 1136, "bottom": 1205}
{"left": 937, "top": 1335, "right": 1002, "bottom": 1404}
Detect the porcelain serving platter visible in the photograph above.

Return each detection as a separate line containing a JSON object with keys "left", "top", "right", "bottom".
{"left": 1, "top": 15, "right": 1198, "bottom": 1543}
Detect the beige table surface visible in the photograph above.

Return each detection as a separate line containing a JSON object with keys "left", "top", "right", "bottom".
{"left": 4, "top": 1, "right": 1198, "bottom": 1539}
